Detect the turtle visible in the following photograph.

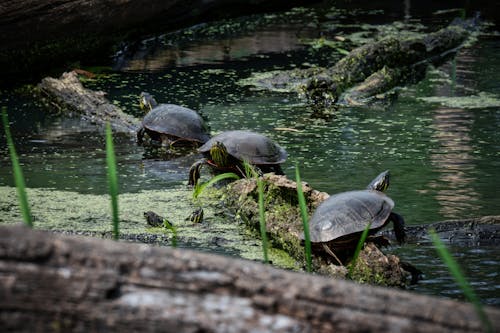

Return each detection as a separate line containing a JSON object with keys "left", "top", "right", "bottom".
{"left": 188, "top": 207, "right": 204, "bottom": 224}
{"left": 143, "top": 211, "right": 173, "bottom": 228}
{"left": 305, "top": 170, "right": 405, "bottom": 265}
{"left": 188, "top": 130, "right": 287, "bottom": 186}
{"left": 137, "top": 92, "right": 210, "bottom": 148}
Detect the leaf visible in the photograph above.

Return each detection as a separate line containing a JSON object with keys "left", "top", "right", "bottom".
{"left": 193, "top": 172, "right": 240, "bottom": 199}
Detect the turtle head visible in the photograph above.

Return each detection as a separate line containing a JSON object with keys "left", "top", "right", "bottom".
{"left": 139, "top": 92, "right": 158, "bottom": 113}
{"left": 367, "top": 170, "right": 390, "bottom": 192}
{"left": 210, "top": 141, "right": 230, "bottom": 168}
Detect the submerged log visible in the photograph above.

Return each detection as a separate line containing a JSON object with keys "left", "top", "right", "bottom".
{"left": 242, "top": 19, "right": 476, "bottom": 108}
{"left": 38, "top": 71, "right": 140, "bottom": 134}
{"left": 304, "top": 21, "right": 472, "bottom": 107}
{"left": 1, "top": 224, "right": 499, "bottom": 332}
{"left": 388, "top": 215, "right": 500, "bottom": 246}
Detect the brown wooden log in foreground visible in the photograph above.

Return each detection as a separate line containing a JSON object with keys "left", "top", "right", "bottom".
{"left": 1, "top": 224, "right": 499, "bottom": 332}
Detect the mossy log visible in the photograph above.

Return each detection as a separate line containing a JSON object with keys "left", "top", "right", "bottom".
{"left": 1, "top": 224, "right": 499, "bottom": 333}
{"left": 224, "top": 174, "right": 410, "bottom": 286}
{"left": 244, "top": 21, "right": 474, "bottom": 107}
{"left": 224, "top": 175, "right": 500, "bottom": 286}
{"left": 305, "top": 22, "right": 471, "bottom": 106}
{"left": 38, "top": 71, "right": 140, "bottom": 134}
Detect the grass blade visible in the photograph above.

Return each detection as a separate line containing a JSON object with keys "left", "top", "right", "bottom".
{"left": 164, "top": 223, "right": 178, "bottom": 248}
{"left": 348, "top": 222, "right": 371, "bottom": 276}
{"left": 295, "top": 164, "right": 312, "bottom": 272}
{"left": 2, "top": 108, "right": 32, "bottom": 227}
{"left": 242, "top": 159, "right": 258, "bottom": 178}
{"left": 257, "top": 177, "right": 269, "bottom": 263}
{"left": 193, "top": 172, "right": 240, "bottom": 199}
{"left": 105, "top": 123, "right": 119, "bottom": 240}
{"left": 429, "top": 229, "right": 493, "bottom": 333}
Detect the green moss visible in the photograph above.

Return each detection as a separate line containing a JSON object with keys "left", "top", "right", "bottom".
{"left": 223, "top": 177, "right": 314, "bottom": 269}
{"left": 349, "top": 259, "right": 389, "bottom": 285}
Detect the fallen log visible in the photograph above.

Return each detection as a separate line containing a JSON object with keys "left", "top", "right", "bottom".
{"left": 224, "top": 174, "right": 411, "bottom": 285}
{"left": 242, "top": 19, "right": 477, "bottom": 108}
{"left": 223, "top": 175, "right": 500, "bottom": 285}
{"left": 38, "top": 71, "right": 140, "bottom": 134}
{"left": 1, "top": 224, "right": 499, "bottom": 332}
{"left": 305, "top": 20, "right": 472, "bottom": 107}
{"left": 384, "top": 215, "right": 500, "bottom": 246}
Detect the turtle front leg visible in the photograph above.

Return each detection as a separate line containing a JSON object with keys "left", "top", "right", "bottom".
{"left": 137, "top": 127, "right": 145, "bottom": 145}
{"left": 389, "top": 212, "right": 406, "bottom": 244}
{"left": 188, "top": 159, "right": 208, "bottom": 186}
{"left": 322, "top": 243, "right": 344, "bottom": 266}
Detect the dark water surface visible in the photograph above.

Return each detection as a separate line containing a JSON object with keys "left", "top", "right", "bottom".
{"left": 1, "top": 2, "right": 499, "bottom": 305}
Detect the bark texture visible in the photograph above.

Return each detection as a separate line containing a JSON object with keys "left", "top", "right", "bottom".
{"left": 305, "top": 23, "right": 471, "bottom": 106}
{"left": 1, "top": 224, "right": 499, "bottom": 333}
{"left": 38, "top": 71, "right": 140, "bottom": 134}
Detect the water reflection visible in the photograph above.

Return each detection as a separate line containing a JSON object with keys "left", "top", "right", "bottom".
{"left": 116, "top": 28, "right": 314, "bottom": 72}
{"left": 429, "top": 106, "right": 480, "bottom": 217}
{"left": 390, "top": 243, "right": 500, "bottom": 306}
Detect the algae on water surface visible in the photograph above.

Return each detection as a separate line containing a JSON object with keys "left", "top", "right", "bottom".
{"left": 0, "top": 185, "right": 297, "bottom": 269}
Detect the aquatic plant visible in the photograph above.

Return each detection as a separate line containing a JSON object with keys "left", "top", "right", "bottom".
{"left": 164, "top": 222, "right": 178, "bottom": 248}
{"left": 257, "top": 176, "right": 269, "bottom": 264}
{"left": 105, "top": 123, "right": 119, "bottom": 240}
{"left": 429, "top": 229, "right": 493, "bottom": 333}
{"left": 2, "top": 108, "right": 32, "bottom": 227}
{"left": 192, "top": 172, "right": 240, "bottom": 199}
{"left": 242, "top": 161, "right": 270, "bottom": 264}
{"left": 295, "top": 164, "right": 312, "bottom": 272}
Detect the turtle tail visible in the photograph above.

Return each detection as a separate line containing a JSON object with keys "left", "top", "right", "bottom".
{"left": 390, "top": 212, "right": 406, "bottom": 244}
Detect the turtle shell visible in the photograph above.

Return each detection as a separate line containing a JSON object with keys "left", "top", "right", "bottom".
{"left": 142, "top": 104, "right": 210, "bottom": 143}
{"left": 199, "top": 130, "right": 287, "bottom": 165}
{"left": 308, "top": 190, "right": 394, "bottom": 243}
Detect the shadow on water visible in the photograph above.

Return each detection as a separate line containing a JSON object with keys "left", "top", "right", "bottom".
{"left": 1, "top": 1, "right": 500, "bottom": 304}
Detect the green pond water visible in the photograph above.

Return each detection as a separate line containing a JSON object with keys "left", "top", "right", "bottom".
{"left": 1, "top": 2, "right": 499, "bottom": 305}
